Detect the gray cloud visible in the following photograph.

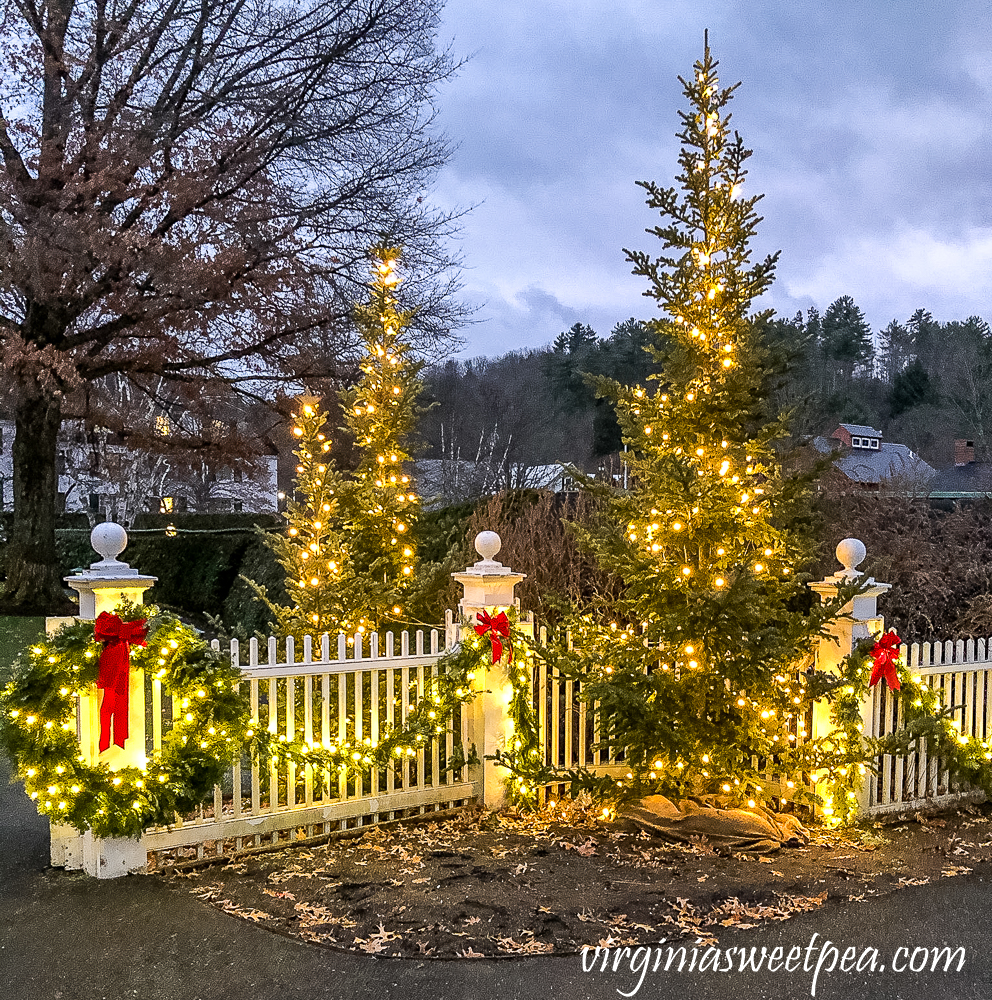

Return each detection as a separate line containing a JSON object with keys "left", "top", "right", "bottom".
{"left": 433, "top": 0, "right": 992, "bottom": 356}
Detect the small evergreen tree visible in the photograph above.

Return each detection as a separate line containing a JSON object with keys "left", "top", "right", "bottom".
{"left": 265, "top": 399, "right": 357, "bottom": 638}
{"left": 340, "top": 248, "right": 423, "bottom": 625}
{"left": 559, "top": 40, "right": 845, "bottom": 808}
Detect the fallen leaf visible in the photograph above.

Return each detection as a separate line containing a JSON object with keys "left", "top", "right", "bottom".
{"left": 941, "top": 866, "right": 972, "bottom": 877}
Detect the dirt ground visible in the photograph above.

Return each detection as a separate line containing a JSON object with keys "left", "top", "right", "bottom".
{"left": 155, "top": 798, "right": 992, "bottom": 959}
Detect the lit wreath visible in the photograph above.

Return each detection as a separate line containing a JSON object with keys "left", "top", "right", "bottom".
{"left": 0, "top": 603, "right": 251, "bottom": 839}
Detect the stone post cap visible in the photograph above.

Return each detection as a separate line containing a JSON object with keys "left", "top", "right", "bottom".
{"left": 832, "top": 538, "right": 866, "bottom": 581}
{"left": 451, "top": 531, "right": 525, "bottom": 611}
{"left": 77, "top": 522, "right": 141, "bottom": 578}
{"left": 809, "top": 537, "right": 890, "bottom": 600}
{"left": 455, "top": 531, "right": 522, "bottom": 578}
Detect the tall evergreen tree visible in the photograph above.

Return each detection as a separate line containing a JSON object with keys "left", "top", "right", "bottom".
{"left": 821, "top": 295, "right": 874, "bottom": 389}
{"left": 889, "top": 358, "right": 936, "bottom": 417}
{"left": 262, "top": 400, "right": 357, "bottom": 638}
{"left": 560, "top": 41, "right": 843, "bottom": 806}
{"left": 340, "top": 249, "right": 423, "bottom": 626}
{"left": 906, "top": 308, "right": 943, "bottom": 377}
{"left": 544, "top": 323, "right": 601, "bottom": 412}
{"left": 878, "top": 319, "right": 914, "bottom": 383}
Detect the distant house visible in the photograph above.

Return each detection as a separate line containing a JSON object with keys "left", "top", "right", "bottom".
{"left": 928, "top": 440, "right": 992, "bottom": 500}
{"left": 813, "top": 423, "right": 935, "bottom": 491}
{"left": 414, "top": 459, "right": 578, "bottom": 509}
{"left": 0, "top": 417, "right": 278, "bottom": 522}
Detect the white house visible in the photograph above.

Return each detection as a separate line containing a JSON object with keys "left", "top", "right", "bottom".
{"left": 0, "top": 418, "right": 278, "bottom": 522}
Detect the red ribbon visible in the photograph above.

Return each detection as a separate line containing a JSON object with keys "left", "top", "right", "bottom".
{"left": 869, "top": 630, "right": 902, "bottom": 692}
{"left": 475, "top": 611, "right": 512, "bottom": 665}
{"left": 94, "top": 612, "right": 148, "bottom": 752}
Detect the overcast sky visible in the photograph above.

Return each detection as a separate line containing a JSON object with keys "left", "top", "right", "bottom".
{"left": 431, "top": 0, "right": 992, "bottom": 359}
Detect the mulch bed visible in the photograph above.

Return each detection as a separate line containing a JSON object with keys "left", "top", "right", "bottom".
{"left": 154, "top": 798, "right": 992, "bottom": 958}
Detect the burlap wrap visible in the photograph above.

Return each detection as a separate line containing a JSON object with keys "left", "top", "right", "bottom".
{"left": 622, "top": 794, "right": 810, "bottom": 854}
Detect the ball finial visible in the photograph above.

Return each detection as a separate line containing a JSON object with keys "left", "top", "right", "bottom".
{"left": 91, "top": 522, "right": 128, "bottom": 562}
{"left": 835, "top": 538, "right": 866, "bottom": 579}
{"left": 474, "top": 531, "right": 502, "bottom": 562}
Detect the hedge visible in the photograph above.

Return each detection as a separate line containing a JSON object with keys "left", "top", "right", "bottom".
{"left": 1, "top": 502, "right": 491, "bottom": 633}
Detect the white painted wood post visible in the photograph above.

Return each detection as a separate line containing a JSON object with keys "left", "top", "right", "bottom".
{"left": 808, "top": 538, "right": 890, "bottom": 818}
{"left": 451, "top": 531, "right": 532, "bottom": 810}
{"left": 51, "top": 522, "right": 158, "bottom": 876}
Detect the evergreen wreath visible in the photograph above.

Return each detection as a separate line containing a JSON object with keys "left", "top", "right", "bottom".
{"left": 0, "top": 602, "right": 251, "bottom": 838}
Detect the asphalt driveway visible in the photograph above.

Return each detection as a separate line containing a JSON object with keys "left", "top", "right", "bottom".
{"left": 3, "top": 752, "right": 992, "bottom": 1000}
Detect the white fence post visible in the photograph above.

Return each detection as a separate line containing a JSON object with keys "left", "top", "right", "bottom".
{"left": 451, "top": 531, "right": 529, "bottom": 810}
{"left": 55, "top": 523, "right": 157, "bottom": 877}
{"left": 808, "top": 538, "right": 891, "bottom": 817}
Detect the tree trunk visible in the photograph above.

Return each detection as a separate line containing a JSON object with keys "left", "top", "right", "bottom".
{"left": 0, "top": 383, "right": 75, "bottom": 615}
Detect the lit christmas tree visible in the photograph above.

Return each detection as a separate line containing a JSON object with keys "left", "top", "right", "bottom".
{"left": 266, "top": 399, "right": 357, "bottom": 638}
{"left": 340, "top": 248, "right": 422, "bottom": 625}
{"left": 562, "top": 40, "right": 844, "bottom": 808}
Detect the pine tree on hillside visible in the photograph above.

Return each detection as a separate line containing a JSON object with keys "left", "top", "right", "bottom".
{"left": 822, "top": 295, "right": 874, "bottom": 389}
{"left": 878, "top": 319, "right": 913, "bottom": 384}
{"left": 340, "top": 249, "right": 422, "bottom": 626}
{"left": 561, "top": 40, "right": 847, "bottom": 808}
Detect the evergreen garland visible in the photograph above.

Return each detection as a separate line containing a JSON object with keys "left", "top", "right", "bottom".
{"left": 256, "top": 632, "right": 484, "bottom": 780}
{"left": 805, "top": 635, "right": 992, "bottom": 824}
{"left": 0, "top": 605, "right": 506, "bottom": 835}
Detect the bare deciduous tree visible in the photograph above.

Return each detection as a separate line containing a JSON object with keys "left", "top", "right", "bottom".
{"left": 0, "top": 0, "right": 461, "bottom": 611}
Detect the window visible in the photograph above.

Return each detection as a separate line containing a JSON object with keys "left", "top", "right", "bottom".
{"left": 851, "top": 436, "right": 862, "bottom": 448}
{"left": 159, "top": 497, "right": 174, "bottom": 513}
{"left": 870, "top": 438, "right": 879, "bottom": 449}
{"left": 155, "top": 414, "right": 171, "bottom": 436}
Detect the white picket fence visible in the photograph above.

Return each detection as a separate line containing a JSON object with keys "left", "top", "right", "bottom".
{"left": 862, "top": 637, "right": 992, "bottom": 816}
{"left": 142, "top": 614, "right": 479, "bottom": 861}
{"left": 141, "top": 619, "right": 636, "bottom": 863}
{"left": 532, "top": 626, "right": 623, "bottom": 776}
{"left": 139, "top": 623, "right": 992, "bottom": 863}
{"left": 530, "top": 628, "right": 992, "bottom": 818}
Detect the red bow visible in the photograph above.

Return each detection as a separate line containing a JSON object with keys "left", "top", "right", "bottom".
{"left": 869, "top": 630, "right": 902, "bottom": 692}
{"left": 94, "top": 612, "right": 148, "bottom": 752}
{"left": 475, "top": 611, "right": 512, "bottom": 665}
